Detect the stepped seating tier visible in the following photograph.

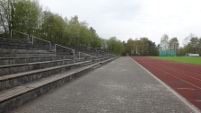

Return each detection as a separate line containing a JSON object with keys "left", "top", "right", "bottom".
{"left": 0, "top": 62, "right": 102, "bottom": 113}
{"left": 0, "top": 60, "right": 94, "bottom": 91}
{"left": 0, "top": 58, "right": 86, "bottom": 76}
{"left": 0, "top": 50, "right": 55, "bottom": 57}
{"left": 0, "top": 56, "right": 74, "bottom": 65}
{"left": 0, "top": 37, "right": 116, "bottom": 113}
{"left": 0, "top": 38, "right": 44, "bottom": 50}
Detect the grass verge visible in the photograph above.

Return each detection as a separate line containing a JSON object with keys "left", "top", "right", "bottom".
{"left": 152, "top": 56, "right": 201, "bottom": 65}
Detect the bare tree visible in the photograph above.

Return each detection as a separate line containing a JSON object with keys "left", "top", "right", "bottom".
{"left": 0, "top": 0, "right": 15, "bottom": 36}
{"left": 169, "top": 37, "right": 179, "bottom": 49}
{"left": 182, "top": 33, "right": 195, "bottom": 46}
{"left": 160, "top": 34, "right": 169, "bottom": 50}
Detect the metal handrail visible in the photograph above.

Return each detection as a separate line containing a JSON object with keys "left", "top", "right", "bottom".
{"left": 11, "top": 30, "right": 30, "bottom": 42}
{"left": 55, "top": 44, "right": 75, "bottom": 59}
{"left": 78, "top": 51, "right": 98, "bottom": 61}
{"left": 10, "top": 30, "right": 109, "bottom": 60}
{"left": 55, "top": 44, "right": 74, "bottom": 52}
{"left": 31, "top": 35, "right": 51, "bottom": 50}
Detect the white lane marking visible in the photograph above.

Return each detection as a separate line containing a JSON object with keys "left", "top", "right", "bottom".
{"left": 144, "top": 61, "right": 201, "bottom": 90}
{"left": 130, "top": 57, "right": 201, "bottom": 113}
{"left": 195, "top": 100, "right": 201, "bottom": 102}
{"left": 154, "top": 64, "right": 201, "bottom": 82}
{"left": 177, "top": 88, "right": 195, "bottom": 90}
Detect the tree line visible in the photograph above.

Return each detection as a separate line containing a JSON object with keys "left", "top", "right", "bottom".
{"left": 178, "top": 34, "right": 201, "bottom": 56}
{"left": 0, "top": 0, "right": 160, "bottom": 56}
{"left": 0, "top": 0, "right": 102, "bottom": 48}
{"left": 159, "top": 34, "right": 201, "bottom": 56}
{"left": 2, "top": 0, "right": 198, "bottom": 56}
{"left": 124, "top": 37, "right": 158, "bottom": 56}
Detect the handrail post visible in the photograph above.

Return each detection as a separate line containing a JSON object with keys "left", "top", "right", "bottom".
{"left": 11, "top": 30, "right": 13, "bottom": 38}
{"left": 73, "top": 50, "right": 75, "bottom": 60}
{"left": 49, "top": 41, "right": 51, "bottom": 50}
{"left": 11, "top": 30, "right": 29, "bottom": 43}
{"left": 28, "top": 35, "right": 30, "bottom": 43}
{"left": 55, "top": 44, "right": 57, "bottom": 52}
{"left": 78, "top": 52, "right": 81, "bottom": 59}
{"left": 31, "top": 35, "right": 34, "bottom": 44}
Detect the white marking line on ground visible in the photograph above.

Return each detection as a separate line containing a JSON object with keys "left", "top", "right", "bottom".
{"left": 145, "top": 62, "right": 201, "bottom": 90}
{"left": 130, "top": 57, "right": 201, "bottom": 113}
{"left": 195, "top": 100, "right": 201, "bottom": 102}
{"left": 177, "top": 88, "right": 195, "bottom": 90}
{"left": 157, "top": 64, "right": 201, "bottom": 82}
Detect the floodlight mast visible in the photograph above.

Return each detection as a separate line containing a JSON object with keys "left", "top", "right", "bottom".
{"left": 173, "top": 42, "right": 177, "bottom": 57}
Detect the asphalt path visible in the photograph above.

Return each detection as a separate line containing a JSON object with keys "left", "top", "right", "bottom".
{"left": 9, "top": 57, "right": 197, "bottom": 113}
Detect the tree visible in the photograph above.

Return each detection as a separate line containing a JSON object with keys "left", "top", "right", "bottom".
{"left": 106, "top": 37, "right": 124, "bottom": 55}
{"left": 13, "top": 0, "right": 42, "bottom": 36}
{"left": 182, "top": 33, "right": 195, "bottom": 46}
{"left": 148, "top": 40, "right": 158, "bottom": 56}
{"left": 139, "top": 37, "right": 149, "bottom": 55}
{"left": 169, "top": 37, "right": 179, "bottom": 50}
{"left": 0, "top": 0, "right": 15, "bottom": 36}
{"left": 66, "top": 15, "right": 80, "bottom": 46}
{"left": 0, "top": 0, "right": 42, "bottom": 37}
{"left": 40, "top": 11, "right": 66, "bottom": 44}
{"left": 180, "top": 36, "right": 201, "bottom": 55}
{"left": 160, "top": 34, "right": 169, "bottom": 50}
{"left": 189, "top": 37, "right": 199, "bottom": 53}
{"left": 126, "top": 38, "right": 135, "bottom": 55}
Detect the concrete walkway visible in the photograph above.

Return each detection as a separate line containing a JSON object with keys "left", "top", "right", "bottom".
{"left": 10, "top": 57, "right": 197, "bottom": 113}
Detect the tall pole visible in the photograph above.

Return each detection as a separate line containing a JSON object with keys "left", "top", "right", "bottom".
{"left": 174, "top": 42, "right": 177, "bottom": 57}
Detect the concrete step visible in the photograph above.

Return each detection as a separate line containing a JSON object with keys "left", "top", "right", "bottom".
{"left": 0, "top": 41, "right": 40, "bottom": 50}
{"left": 0, "top": 37, "right": 27, "bottom": 44}
{"left": 0, "top": 58, "right": 84, "bottom": 76}
{"left": 0, "top": 56, "right": 83, "bottom": 65}
{"left": 0, "top": 52, "right": 55, "bottom": 57}
{"left": 100, "top": 57, "right": 115, "bottom": 65}
{"left": 0, "top": 63, "right": 99, "bottom": 113}
{"left": 0, "top": 47, "right": 55, "bottom": 58}
{"left": 0, "top": 38, "right": 49, "bottom": 50}
{"left": 0, "top": 60, "right": 94, "bottom": 91}
{"left": 0, "top": 48, "right": 51, "bottom": 53}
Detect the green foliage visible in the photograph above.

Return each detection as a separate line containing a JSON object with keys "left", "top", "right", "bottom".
{"left": 40, "top": 11, "right": 66, "bottom": 44}
{"left": 160, "top": 34, "right": 169, "bottom": 50}
{"left": 124, "top": 37, "right": 158, "bottom": 56}
{"left": 0, "top": 0, "right": 16, "bottom": 36}
{"left": 106, "top": 37, "right": 124, "bottom": 55}
{"left": 0, "top": 0, "right": 160, "bottom": 56}
{"left": 125, "top": 38, "right": 135, "bottom": 55}
{"left": 13, "top": 0, "right": 42, "bottom": 35}
{"left": 0, "top": 0, "right": 103, "bottom": 49}
{"left": 177, "top": 36, "right": 201, "bottom": 56}
{"left": 169, "top": 37, "right": 179, "bottom": 49}
{"left": 153, "top": 56, "right": 201, "bottom": 65}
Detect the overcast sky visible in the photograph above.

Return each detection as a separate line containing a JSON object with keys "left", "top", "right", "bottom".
{"left": 38, "top": 0, "right": 201, "bottom": 45}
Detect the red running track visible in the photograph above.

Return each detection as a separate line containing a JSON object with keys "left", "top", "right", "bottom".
{"left": 132, "top": 56, "right": 201, "bottom": 110}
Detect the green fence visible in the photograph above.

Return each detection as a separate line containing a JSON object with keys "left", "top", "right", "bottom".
{"left": 159, "top": 49, "right": 176, "bottom": 56}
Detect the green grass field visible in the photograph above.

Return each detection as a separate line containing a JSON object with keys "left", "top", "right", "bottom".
{"left": 152, "top": 56, "right": 201, "bottom": 65}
